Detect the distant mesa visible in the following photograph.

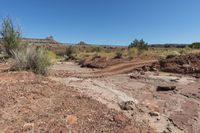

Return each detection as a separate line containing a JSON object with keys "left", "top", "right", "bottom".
{"left": 0, "top": 37, "right": 190, "bottom": 48}
{"left": 149, "top": 44, "right": 188, "bottom": 48}
{"left": 21, "top": 36, "right": 61, "bottom": 46}
{"left": 0, "top": 36, "right": 72, "bottom": 47}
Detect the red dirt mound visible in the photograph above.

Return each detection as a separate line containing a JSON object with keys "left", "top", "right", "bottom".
{"left": 159, "top": 53, "right": 200, "bottom": 77}
{"left": 81, "top": 57, "right": 125, "bottom": 69}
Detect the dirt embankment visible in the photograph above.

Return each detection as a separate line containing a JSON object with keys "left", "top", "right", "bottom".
{"left": 80, "top": 56, "right": 156, "bottom": 69}
{"left": 79, "top": 53, "right": 200, "bottom": 78}
{"left": 80, "top": 57, "right": 126, "bottom": 69}
{"left": 156, "top": 53, "right": 200, "bottom": 77}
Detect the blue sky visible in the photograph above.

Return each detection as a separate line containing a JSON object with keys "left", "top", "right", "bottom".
{"left": 0, "top": 0, "right": 200, "bottom": 45}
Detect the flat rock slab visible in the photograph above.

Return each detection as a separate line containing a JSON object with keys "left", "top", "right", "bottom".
{"left": 157, "top": 86, "right": 176, "bottom": 91}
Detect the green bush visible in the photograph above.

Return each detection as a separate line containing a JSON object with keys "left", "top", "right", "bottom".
{"left": 128, "top": 39, "right": 148, "bottom": 51}
{"left": 11, "top": 48, "right": 53, "bottom": 75}
{"left": 0, "top": 17, "right": 21, "bottom": 57}
{"left": 188, "top": 42, "right": 200, "bottom": 49}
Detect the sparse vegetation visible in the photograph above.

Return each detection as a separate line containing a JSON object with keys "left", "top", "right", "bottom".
{"left": 0, "top": 17, "right": 54, "bottom": 75}
{"left": 115, "top": 50, "right": 123, "bottom": 58}
{"left": 0, "top": 17, "right": 21, "bottom": 57}
{"left": 128, "top": 48, "right": 138, "bottom": 59}
{"left": 92, "top": 47, "right": 101, "bottom": 53}
{"left": 128, "top": 39, "right": 148, "bottom": 51}
{"left": 61, "top": 43, "right": 200, "bottom": 63}
{"left": 189, "top": 42, "right": 200, "bottom": 49}
{"left": 1, "top": 3, "right": 200, "bottom": 133}
{"left": 65, "top": 45, "right": 76, "bottom": 60}
{"left": 92, "top": 52, "right": 101, "bottom": 60}
{"left": 11, "top": 48, "right": 53, "bottom": 75}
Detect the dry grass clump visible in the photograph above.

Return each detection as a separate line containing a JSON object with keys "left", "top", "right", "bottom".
{"left": 114, "top": 51, "right": 123, "bottom": 58}
{"left": 127, "top": 48, "right": 138, "bottom": 59}
{"left": 11, "top": 48, "right": 54, "bottom": 75}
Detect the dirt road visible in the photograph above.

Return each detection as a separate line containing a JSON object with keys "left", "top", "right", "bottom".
{"left": 50, "top": 59, "right": 157, "bottom": 78}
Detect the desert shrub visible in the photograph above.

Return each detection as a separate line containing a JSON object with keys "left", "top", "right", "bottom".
{"left": 47, "top": 50, "right": 57, "bottom": 63}
{"left": 115, "top": 50, "right": 123, "bottom": 58}
{"left": 92, "top": 47, "right": 101, "bottom": 53}
{"left": 65, "top": 46, "right": 76, "bottom": 60}
{"left": 11, "top": 48, "right": 53, "bottom": 75}
{"left": 128, "top": 48, "right": 138, "bottom": 59}
{"left": 188, "top": 42, "right": 200, "bottom": 49}
{"left": 165, "top": 51, "right": 181, "bottom": 59}
{"left": 78, "top": 58, "right": 86, "bottom": 66}
{"left": 128, "top": 39, "right": 148, "bottom": 51}
{"left": 52, "top": 47, "right": 66, "bottom": 56}
{"left": 92, "top": 52, "right": 101, "bottom": 60}
{"left": 179, "top": 49, "right": 187, "bottom": 55}
{"left": 0, "top": 17, "right": 21, "bottom": 57}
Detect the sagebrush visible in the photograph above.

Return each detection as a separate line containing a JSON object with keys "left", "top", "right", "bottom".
{"left": 11, "top": 48, "right": 54, "bottom": 75}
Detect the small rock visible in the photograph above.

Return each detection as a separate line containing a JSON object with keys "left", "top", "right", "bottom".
{"left": 151, "top": 67, "right": 158, "bottom": 71}
{"left": 119, "top": 101, "right": 135, "bottom": 110}
{"left": 170, "top": 79, "right": 179, "bottom": 82}
{"left": 66, "top": 115, "right": 78, "bottom": 125}
{"left": 149, "top": 111, "right": 159, "bottom": 117}
{"left": 129, "top": 73, "right": 140, "bottom": 79}
{"left": 140, "top": 71, "right": 145, "bottom": 75}
{"left": 23, "top": 123, "right": 34, "bottom": 131}
{"left": 156, "top": 86, "right": 176, "bottom": 91}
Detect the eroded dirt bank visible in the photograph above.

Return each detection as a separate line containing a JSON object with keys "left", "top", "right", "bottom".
{"left": 158, "top": 53, "right": 200, "bottom": 78}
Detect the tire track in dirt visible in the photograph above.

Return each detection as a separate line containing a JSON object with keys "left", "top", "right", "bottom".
{"left": 71, "top": 60, "right": 157, "bottom": 78}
